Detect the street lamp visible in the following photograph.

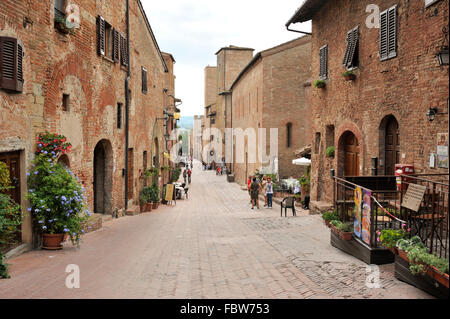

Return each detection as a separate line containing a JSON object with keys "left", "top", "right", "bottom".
{"left": 426, "top": 107, "right": 438, "bottom": 122}
{"left": 436, "top": 26, "right": 449, "bottom": 66}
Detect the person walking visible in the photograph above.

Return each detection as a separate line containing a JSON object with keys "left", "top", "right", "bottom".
{"left": 250, "top": 177, "right": 261, "bottom": 209}
{"left": 183, "top": 169, "right": 187, "bottom": 184}
{"left": 187, "top": 168, "right": 192, "bottom": 184}
{"left": 261, "top": 175, "right": 268, "bottom": 207}
{"left": 247, "top": 176, "right": 252, "bottom": 205}
{"left": 266, "top": 177, "right": 274, "bottom": 209}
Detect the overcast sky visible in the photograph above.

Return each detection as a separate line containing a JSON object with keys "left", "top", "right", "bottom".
{"left": 141, "top": 0, "right": 311, "bottom": 117}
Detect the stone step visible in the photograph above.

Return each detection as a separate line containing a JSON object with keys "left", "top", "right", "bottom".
{"left": 310, "top": 200, "right": 333, "bottom": 215}
{"left": 125, "top": 205, "right": 140, "bottom": 216}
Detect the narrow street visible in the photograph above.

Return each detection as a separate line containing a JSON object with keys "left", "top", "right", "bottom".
{"left": 0, "top": 161, "right": 432, "bottom": 299}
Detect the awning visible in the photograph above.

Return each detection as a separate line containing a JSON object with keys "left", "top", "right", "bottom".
{"left": 292, "top": 157, "right": 311, "bottom": 166}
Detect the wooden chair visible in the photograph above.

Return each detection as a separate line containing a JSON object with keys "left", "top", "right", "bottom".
{"left": 281, "top": 197, "right": 296, "bottom": 217}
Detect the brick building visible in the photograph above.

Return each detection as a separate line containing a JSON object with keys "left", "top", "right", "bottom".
{"left": 0, "top": 0, "right": 176, "bottom": 247}
{"left": 286, "top": 0, "right": 449, "bottom": 211}
{"left": 230, "top": 36, "right": 312, "bottom": 186}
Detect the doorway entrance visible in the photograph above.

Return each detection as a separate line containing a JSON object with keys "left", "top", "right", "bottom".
{"left": 339, "top": 131, "right": 360, "bottom": 176}
{"left": 93, "top": 140, "right": 113, "bottom": 215}
{"left": 382, "top": 115, "right": 400, "bottom": 175}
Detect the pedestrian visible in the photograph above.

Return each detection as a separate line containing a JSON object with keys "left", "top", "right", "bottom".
{"left": 216, "top": 166, "right": 220, "bottom": 175}
{"left": 183, "top": 169, "right": 187, "bottom": 184}
{"left": 266, "top": 177, "right": 274, "bottom": 209}
{"left": 261, "top": 175, "right": 268, "bottom": 207}
{"left": 187, "top": 168, "right": 192, "bottom": 184}
{"left": 247, "top": 176, "right": 252, "bottom": 205}
{"left": 250, "top": 177, "right": 261, "bottom": 209}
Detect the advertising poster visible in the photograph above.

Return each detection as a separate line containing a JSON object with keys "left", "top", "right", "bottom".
{"left": 437, "top": 133, "right": 448, "bottom": 169}
{"left": 361, "top": 190, "right": 372, "bottom": 245}
{"left": 353, "top": 187, "right": 362, "bottom": 238}
{"left": 165, "top": 184, "right": 175, "bottom": 202}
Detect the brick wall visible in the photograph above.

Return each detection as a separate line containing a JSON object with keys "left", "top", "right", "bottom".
{"left": 307, "top": 0, "right": 449, "bottom": 203}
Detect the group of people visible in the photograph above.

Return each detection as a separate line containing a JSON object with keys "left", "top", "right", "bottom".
{"left": 183, "top": 167, "right": 192, "bottom": 184}
{"left": 215, "top": 165, "right": 226, "bottom": 175}
{"left": 247, "top": 175, "right": 274, "bottom": 210}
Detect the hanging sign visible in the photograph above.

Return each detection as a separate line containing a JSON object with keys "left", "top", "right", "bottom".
{"left": 401, "top": 183, "right": 427, "bottom": 212}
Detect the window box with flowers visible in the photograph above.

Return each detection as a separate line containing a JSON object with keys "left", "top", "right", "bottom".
{"left": 313, "top": 79, "right": 326, "bottom": 89}
{"left": 342, "top": 70, "right": 356, "bottom": 81}
{"left": 27, "top": 133, "right": 89, "bottom": 250}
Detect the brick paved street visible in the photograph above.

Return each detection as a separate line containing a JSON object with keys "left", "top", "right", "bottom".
{"left": 0, "top": 162, "right": 433, "bottom": 299}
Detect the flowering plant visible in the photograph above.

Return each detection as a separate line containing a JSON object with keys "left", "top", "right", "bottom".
{"left": 377, "top": 223, "right": 411, "bottom": 247}
{"left": 35, "top": 132, "right": 72, "bottom": 158}
{"left": 27, "top": 154, "right": 90, "bottom": 246}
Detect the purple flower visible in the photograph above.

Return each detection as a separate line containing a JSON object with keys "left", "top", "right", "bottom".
{"left": 26, "top": 172, "right": 30, "bottom": 176}
{"left": 27, "top": 207, "right": 32, "bottom": 212}
{"left": 63, "top": 228, "right": 70, "bottom": 232}
{"left": 38, "top": 220, "right": 43, "bottom": 224}
{"left": 34, "top": 171, "right": 38, "bottom": 175}
{"left": 42, "top": 226, "right": 47, "bottom": 230}
{"left": 61, "top": 196, "right": 67, "bottom": 201}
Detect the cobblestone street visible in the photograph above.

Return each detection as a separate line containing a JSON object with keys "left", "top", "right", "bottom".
{"left": 0, "top": 162, "right": 433, "bottom": 299}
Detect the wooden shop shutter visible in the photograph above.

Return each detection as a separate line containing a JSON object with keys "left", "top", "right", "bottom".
{"left": 113, "top": 28, "right": 119, "bottom": 63}
{"left": 97, "top": 16, "right": 105, "bottom": 56}
{"left": 0, "top": 37, "right": 24, "bottom": 92}
{"left": 380, "top": 5, "right": 397, "bottom": 61}
{"left": 319, "top": 44, "right": 328, "bottom": 79}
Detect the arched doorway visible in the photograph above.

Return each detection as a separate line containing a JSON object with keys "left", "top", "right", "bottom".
{"left": 57, "top": 154, "right": 70, "bottom": 168}
{"left": 93, "top": 140, "right": 113, "bottom": 215}
{"left": 379, "top": 115, "right": 399, "bottom": 175}
{"left": 339, "top": 131, "right": 360, "bottom": 176}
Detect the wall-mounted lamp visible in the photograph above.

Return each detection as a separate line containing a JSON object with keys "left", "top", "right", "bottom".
{"left": 436, "top": 26, "right": 449, "bottom": 66}
{"left": 426, "top": 107, "right": 439, "bottom": 122}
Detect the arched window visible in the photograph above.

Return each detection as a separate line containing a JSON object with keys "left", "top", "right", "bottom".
{"left": 286, "top": 123, "right": 292, "bottom": 148}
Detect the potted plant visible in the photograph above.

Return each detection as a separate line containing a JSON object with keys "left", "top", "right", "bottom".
{"left": 313, "top": 79, "right": 326, "bottom": 89}
{"left": 139, "top": 187, "right": 153, "bottom": 213}
{"left": 396, "top": 236, "right": 424, "bottom": 263}
{"left": 149, "top": 184, "right": 160, "bottom": 209}
{"left": 330, "top": 220, "right": 353, "bottom": 240}
{"left": 342, "top": 70, "right": 356, "bottom": 81}
{"left": 325, "top": 146, "right": 335, "bottom": 158}
{"left": 27, "top": 133, "right": 89, "bottom": 250}
{"left": 299, "top": 165, "right": 311, "bottom": 201}
{"left": 321, "top": 209, "right": 339, "bottom": 228}
{"left": 378, "top": 226, "right": 410, "bottom": 255}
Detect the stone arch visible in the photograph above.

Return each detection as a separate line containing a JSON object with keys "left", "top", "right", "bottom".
{"left": 379, "top": 114, "right": 400, "bottom": 175}
{"left": 57, "top": 154, "right": 70, "bottom": 168}
{"left": 93, "top": 139, "right": 113, "bottom": 215}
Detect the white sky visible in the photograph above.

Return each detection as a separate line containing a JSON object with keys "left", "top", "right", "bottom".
{"left": 141, "top": 0, "right": 311, "bottom": 117}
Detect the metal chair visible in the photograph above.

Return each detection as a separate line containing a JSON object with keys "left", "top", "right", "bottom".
{"left": 281, "top": 197, "right": 296, "bottom": 217}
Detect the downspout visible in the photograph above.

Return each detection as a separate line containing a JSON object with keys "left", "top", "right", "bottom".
{"left": 230, "top": 93, "right": 233, "bottom": 174}
{"left": 286, "top": 24, "right": 312, "bottom": 36}
{"left": 124, "top": 0, "right": 130, "bottom": 210}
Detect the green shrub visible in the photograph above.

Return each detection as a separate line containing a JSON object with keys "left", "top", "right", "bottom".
{"left": 0, "top": 193, "right": 22, "bottom": 249}
{"left": 148, "top": 184, "right": 160, "bottom": 203}
{"left": 379, "top": 228, "right": 409, "bottom": 249}
{"left": 139, "top": 187, "right": 153, "bottom": 204}
{"left": 313, "top": 79, "right": 326, "bottom": 88}
{"left": 322, "top": 209, "right": 339, "bottom": 222}
{"left": 325, "top": 146, "right": 335, "bottom": 157}
{"left": 0, "top": 252, "right": 9, "bottom": 279}
{"left": 0, "top": 162, "right": 10, "bottom": 191}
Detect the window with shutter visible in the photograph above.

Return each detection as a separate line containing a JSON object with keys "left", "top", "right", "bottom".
{"left": 104, "top": 22, "right": 113, "bottom": 60}
{"left": 55, "top": 0, "right": 66, "bottom": 19}
{"left": 319, "top": 45, "right": 328, "bottom": 80}
{"left": 343, "top": 26, "right": 359, "bottom": 69}
{"left": 379, "top": 5, "right": 397, "bottom": 61}
{"left": 142, "top": 67, "right": 147, "bottom": 93}
{"left": 0, "top": 37, "right": 24, "bottom": 92}
{"left": 97, "top": 16, "right": 105, "bottom": 56}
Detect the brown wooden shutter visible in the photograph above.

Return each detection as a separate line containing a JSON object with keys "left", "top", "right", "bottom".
{"left": 380, "top": 9, "right": 388, "bottom": 60}
{"left": 113, "top": 28, "right": 119, "bottom": 62}
{"left": 120, "top": 33, "right": 128, "bottom": 67}
{"left": 344, "top": 27, "right": 359, "bottom": 68}
{"left": 0, "top": 37, "right": 24, "bottom": 92}
{"left": 387, "top": 5, "right": 397, "bottom": 59}
{"left": 97, "top": 16, "right": 105, "bottom": 56}
{"left": 342, "top": 31, "right": 353, "bottom": 67}
{"left": 319, "top": 45, "right": 328, "bottom": 79}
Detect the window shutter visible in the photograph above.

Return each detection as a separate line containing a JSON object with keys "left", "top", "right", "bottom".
{"left": 120, "top": 33, "right": 128, "bottom": 67}
{"left": 0, "top": 37, "right": 24, "bottom": 92}
{"left": 379, "top": 9, "right": 388, "bottom": 60}
{"left": 319, "top": 45, "right": 328, "bottom": 79}
{"left": 342, "top": 31, "right": 353, "bottom": 67}
{"left": 97, "top": 16, "right": 105, "bottom": 56}
{"left": 387, "top": 5, "right": 397, "bottom": 59}
{"left": 346, "top": 27, "right": 359, "bottom": 68}
{"left": 113, "top": 28, "right": 119, "bottom": 62}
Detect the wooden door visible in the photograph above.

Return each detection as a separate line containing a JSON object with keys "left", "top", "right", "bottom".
{"left": 0, "top": 151, "right": 21, "bottom": 204}
{"left": 344, "top": 133, "right": 360, "bottom": 176}
{"left": 385, "top": 117, "right": 399, "bottom": 175}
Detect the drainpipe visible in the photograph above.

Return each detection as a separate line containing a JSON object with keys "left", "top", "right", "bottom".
{"left": 124, "top": 0, "right": 130, "bottom": 210}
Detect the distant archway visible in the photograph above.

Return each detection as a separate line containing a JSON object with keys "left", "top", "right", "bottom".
{"left": 93, "top": 139, "right": 113, "bottom": 215}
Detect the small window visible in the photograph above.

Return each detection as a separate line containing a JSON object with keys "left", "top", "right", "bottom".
{"left": 380, "top": 5, "right": 398, "bottom": 61}
{"left": 314, "top": 132, "right": 321, "bottom": 154}
{"left": 326, "top": 125, "right": 335, "bottom": 148}
{"left": 117, "top": 103, "right": 122, "bottom": 129}
{"left": 143, "top": 151, "right": 147, "bottom": 170}
{"left": 286, "top": 123, "right": 292, "bottom": 148}
{"left": 142, "top": 67, "right": 147, "bottom": 93}
{"left": 210, "top": 116, "right": 215, "bottom": 125}
{"left": 54, "top": 0, "right": 66, "bottom": 20}
{"left": 62, "top": 94, "right": 70, "bottom": 112}
{"left": 319, "top": 45, "right": 328, "bottom": 80}
{"left": 343, "top": 27, "right": 359, "bottom": 69}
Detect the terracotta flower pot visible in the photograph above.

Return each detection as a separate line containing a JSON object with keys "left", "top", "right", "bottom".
{"left": 344, "top": 74, "right": 356, "bottom": 81}
{"left": 324, "top": 220, "right": 331, "bottom": 228}
{"left": 42, "top": 233, "right": 64, "bottom": 250}
{"left": 387, "top": 247, "right": 398, "bottom": 255}
{"left": 145, "top": 202, "right": 153, "bottom": 212}
{"left": 427, "top": 266, "right": 449, "bottom": 288}
{"left": 398, "top": 249, "right": 409, "bottom": 262}
{"left": 152, "top": 202, "right": 159, "bottom": 209}
{"left": 340, "top": 231, "right": 352, "bottom": 241}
